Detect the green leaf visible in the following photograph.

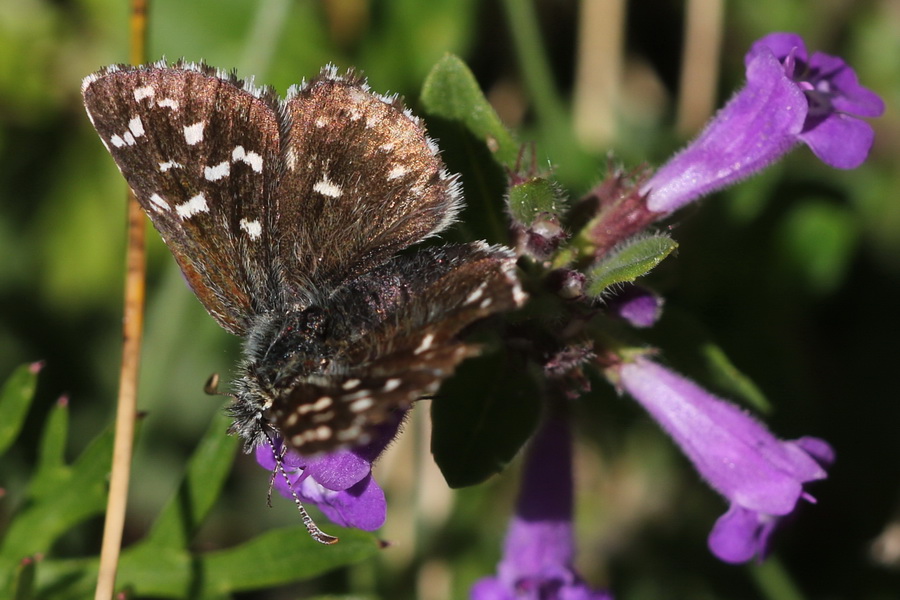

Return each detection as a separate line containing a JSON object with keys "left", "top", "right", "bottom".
{"left": 10, "top": 556, "right": 36, "bottom": 600}
{"left": 421, "top": 54, "right": 519, "bottom": 168}
{"left": 201, "top": 527, "right": 380, "bottom": 594}
{"left": 143, "top": 408, "right": 241, "bottom": 549}
{"left": 701, "top": 343, "right": 771, "bottom": 413}
{"left": 507, "top": 177, "right": 564, "bottom": 225}
{"left": 1, "top": 426, "right": 112, "bottom": 559}
{"left": 0, "top": 362, "right": 41, "bottom": 457}
{"left": 431, "top": 351, "right": 542, "bottom": 488}
{"left": 586, "top": 235, "right": 677, "bottom": 297}
{"left": 32, "top": 397, "right": 70, "bottom": 484}
{"left": 115, "top": 527, "right": 379, "bottom": 597}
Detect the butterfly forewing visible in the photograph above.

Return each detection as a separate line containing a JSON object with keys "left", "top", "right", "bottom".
{"left": 275, "top": 69, "right": 462, "bottom": 300}
{"left": 82, "top": 63, "right": 282, "bottom": 334}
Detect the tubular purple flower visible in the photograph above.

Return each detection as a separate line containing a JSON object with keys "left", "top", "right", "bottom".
{"left": 642, "top": 32, "right": 884, "bottom": 213}
{"left": 471, "top": 414, "right": 612, "bottom": 600}
{"left": 615, "top": 356, "right": 834, "bottom": 563}
{"left": 255, "top": 413, "right": 405, "bottom": 531}
{"left": 604, "top": 285, "right": 664, "bottom": 328}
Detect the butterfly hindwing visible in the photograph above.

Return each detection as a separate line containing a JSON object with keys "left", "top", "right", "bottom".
{"left": 270, "top": 243, "right": 525, "bottom": 454}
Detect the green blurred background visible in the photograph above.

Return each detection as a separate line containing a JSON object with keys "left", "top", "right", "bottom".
{"left": 1, "top": 0, "right": 899, "bottom": 598}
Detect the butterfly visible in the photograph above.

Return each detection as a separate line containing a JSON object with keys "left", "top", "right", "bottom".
{"left": 82, "top": 61, "right": 525, "bottom": 460}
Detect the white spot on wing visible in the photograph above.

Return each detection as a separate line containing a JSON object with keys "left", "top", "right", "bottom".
{"left": 383, "top": 378, "right": 401, "bottom": 392}
{"left": 414, "top": 332, "right": 436, "bottom": 355}
{"left": 204, "top": 161, "right": 230, "bottom": 181}
{"left": 285, "top": 147, "right": 298, "bottom": 171}
{"left": 313, "top": 174, "right": 342, "bottom": 198}
{"left": 232, "top": 145, "right": 264, "bottom": 172}
{"left": 512, "top": 283, "right": 527, "bottom": 306}
{"left": 157, "top": 98, "right": 180, "bottom": 110}
{"left": 149, "top": 193, "right": 170, "bottom": 212}
{"left": 349, "top": 397, "right": 374, "bottom": 413}
{"left": 387, "top": 164, "right": 408, "bottom": 180}
{"left": 313, "top": 396, "right": 333, "bottom": 410}
{"left": 239, "top": 218, "right": 262, "bottom": 240}
{"left": 159, "top": 160, "right": 183, "bottom": 172}
{"left": 176, "top": 194, "right": 208, "bottom": 219}
{"left": 110, "top": 134, "right": 125, "bottom": 148}
{"left": 133, "top": 86, "right": 155, "bottom": 101}
{"left": 342, "top": 378, "right": 361, "bottom": 390}
{"left": 128, "top": 116, "right": 145, "bottom": 138}
{"left": 183, "top": 121, "right": 205, "bottom": 145}
{"left": 122, "top": 132, "right": 136, "bottom": 145}
{"left": 464, "top": 282, "right": 488, "bottom": 305}
{"left": 336, "top": 426, "right": 362, "bottom": 442}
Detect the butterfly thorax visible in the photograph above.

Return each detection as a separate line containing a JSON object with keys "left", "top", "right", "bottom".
{"left": 229, "top": 307, "right": 335, "bottom": 448}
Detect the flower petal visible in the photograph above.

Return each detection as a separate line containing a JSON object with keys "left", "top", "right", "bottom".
{"left": 708, "top": 504, "right": 777, "bottom": 563}
{"left": 808, "top": 52, "right": 885, "bottom": 117}
{"left": 747, "top": 32, "right": 808, "bottom": 67}
{"left": 297, "top": 473, "right": 387, "bottom": 530}
{"left": 799, "top": 112, "right": 875, "bottom": 169}
{"left": 303, "top": 450, "right": 372, "bottom": 490}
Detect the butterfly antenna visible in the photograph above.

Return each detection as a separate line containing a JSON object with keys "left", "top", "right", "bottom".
{"left": 265, "top": 434, "right": 339, "bottom": 545}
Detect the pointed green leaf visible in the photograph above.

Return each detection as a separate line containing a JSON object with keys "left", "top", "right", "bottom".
{"left": 1, "top": 426, "right": 112, "bottom": 559}
{"left": 431, "top": 351, "right": 542, "bottom": 488}
{"left": 32, "top": 397, "right": 70, "bottom": 484}
{"left": 0, "top": 363, "right": 42, "bottom": 457}
{"left": 10, "top": 556, "right": 36, "bottom": 600}
{"left": 586, "top": 236, "right": 677, "bottom": 297}
{"left": 144, "top": 408, "right": 241, "bottom": 549}
{"left": 117, "top": 527, "right": 380, "bottom": 597}
{"left": 701, "top": 343, "right": 771, "bottom": 413}
{"left": 201, "top": 527, "right": 380, "bottom": 594}
{"left": 421, "top": 54, "right": 519, "bottom": 167}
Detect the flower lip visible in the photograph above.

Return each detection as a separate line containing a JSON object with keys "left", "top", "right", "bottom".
{"left": 748, "top": 32, "right": 885, "bottom": 118}
{"left": 253, "top": 409, "right": 407, "bottom": 534}
{"left": 751, "top": 32, "right": 885, "bottom": 169}
{"left": 615, "top": 356, "right": 835, "bottom": 562}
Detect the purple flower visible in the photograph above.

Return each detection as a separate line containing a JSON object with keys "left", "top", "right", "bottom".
{"left": 615, "top": 357, "right": 834, "bottom": 563}
{"left": 603, "top": 285, "right": 663, "bottom": 328}
{"left": 643, "top": 32, "right": 884, "bottom": 213}
{"left": 255, "top": 414, "right": 405, "bottom": 532}
{"left": 471, "top": 415, "right": 612, "bottom": 600}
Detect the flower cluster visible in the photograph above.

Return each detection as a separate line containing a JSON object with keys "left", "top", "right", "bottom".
{"left": 248, "top": 32, "right": 881, "bottom": 598}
